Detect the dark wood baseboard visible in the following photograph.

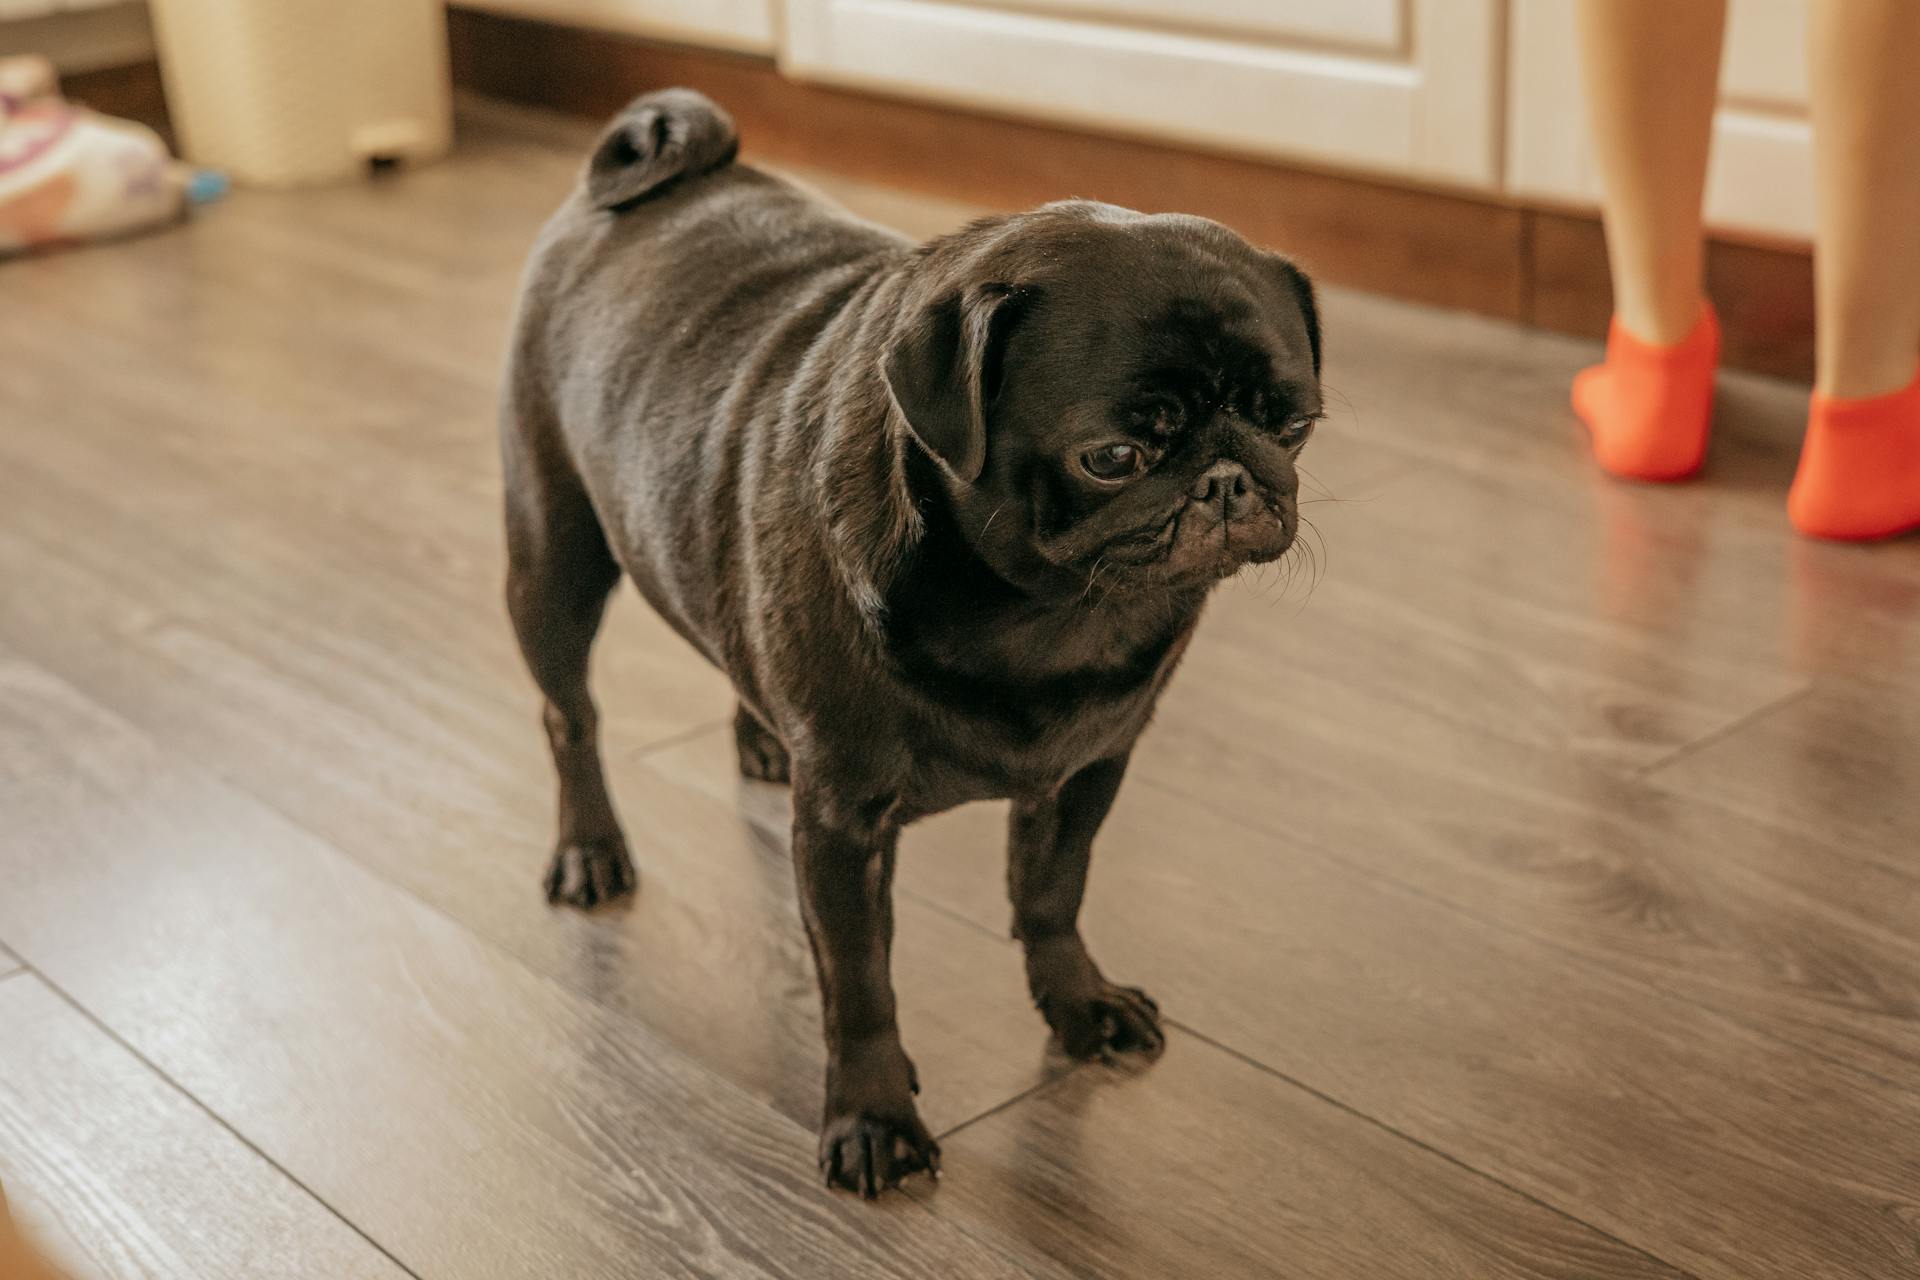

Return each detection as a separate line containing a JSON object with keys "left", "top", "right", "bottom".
{"left": 447, "top": 9, "right": 1817, "bottom": 383}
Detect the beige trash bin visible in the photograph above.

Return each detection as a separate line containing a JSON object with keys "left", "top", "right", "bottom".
{"left": 149, "top": 0, "right": 452, "bottom": 187}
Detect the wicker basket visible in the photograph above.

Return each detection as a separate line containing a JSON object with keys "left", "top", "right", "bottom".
{"left": 148, "top": 0, "right": 452, "bottom": 187}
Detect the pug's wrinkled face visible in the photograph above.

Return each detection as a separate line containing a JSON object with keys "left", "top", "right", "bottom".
{"left": 885, "top": 204, "right": 1322, "bottom": 602}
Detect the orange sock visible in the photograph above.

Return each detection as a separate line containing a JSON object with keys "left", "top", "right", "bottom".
{"left": 1788, "top": 367, "right": 1920, "bottom": 541}
{"left": 1572, "top": 305, "right": 1720, "bottom": 481}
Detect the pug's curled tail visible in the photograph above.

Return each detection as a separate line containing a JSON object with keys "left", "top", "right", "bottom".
{"left": 583, "top": 89, "right": 739, "bottom": 213}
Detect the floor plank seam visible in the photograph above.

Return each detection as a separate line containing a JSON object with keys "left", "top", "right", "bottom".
{"left": 898, "top": 884, "right": 1020, "bottom": 948}
{"left": 624, "top": 714, "right": 731, "bottom": 762}
{"left": 1128, "top": 768, "right": 1920, "bottom": 1095}
{"left": 1641, "top": 977, "right": 1920, "bottom": 1096}
{"left": 1164, "top": 1017, "right": 1705, "bottom": 1280}
{"left": 1650, "top": 782, "right": 1920, "bottom": 893}
{"left": 906, "top": 1070, "right": 1072, "bottom": 1280}
{"left": 930, "top": 1069, "right": 1081, "bottom": 1145}
{"left": 26, "top": 970, "right": 429, "bottom": 1280}
{"left": 1630, "top": 684, "right": 1815, "bottom": 781}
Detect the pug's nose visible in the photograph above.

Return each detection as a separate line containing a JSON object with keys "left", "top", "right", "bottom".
{"left": 1189, "top": 461, "right": 1259, "bottom": 518}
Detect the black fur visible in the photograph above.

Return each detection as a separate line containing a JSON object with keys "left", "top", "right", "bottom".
{"left": 501, "top": 89, "right": 1323, "bottom": 1199}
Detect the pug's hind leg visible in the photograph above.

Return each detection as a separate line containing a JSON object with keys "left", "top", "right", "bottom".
{"left": 505, "top": 435, "right": 633, "bottom": 909}
{"left": 733, "top": 703, "right": 791, "bottom": 783}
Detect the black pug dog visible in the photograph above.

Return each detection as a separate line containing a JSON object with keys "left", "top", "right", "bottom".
{"left": 502, "top": 89, "right": 1322, "bottom": 1197}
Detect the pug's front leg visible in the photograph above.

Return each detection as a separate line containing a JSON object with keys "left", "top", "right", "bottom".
{"left": 1009, "top": 755, "right": 1165, "bottom": 1060}
{"left": 791, "top": 780, "right": 938, "bottom": 1197}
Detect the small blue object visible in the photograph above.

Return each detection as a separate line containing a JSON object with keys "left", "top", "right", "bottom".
{"left": 184, "top": 169, "right": 229, "bottom": 205}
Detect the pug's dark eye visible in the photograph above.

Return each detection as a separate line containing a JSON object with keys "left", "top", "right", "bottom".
{"left": 1276, "top": 416, "right": 1316, "bottom": 448}
{"left": 1079, "top": 442, "right": 1145, "bottom": 482}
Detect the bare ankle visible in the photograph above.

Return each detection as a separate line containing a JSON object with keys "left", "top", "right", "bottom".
{"left": 1814, "top": 350, "right": 1920, "bottom": 401}
{"left": 1614, "top": 295, "right": 1709, "bottom": 348}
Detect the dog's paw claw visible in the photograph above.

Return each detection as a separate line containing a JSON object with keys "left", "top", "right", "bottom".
{"left": 1048, "top": 983, "right": 1166, "bottom": 1061}
{"left": 543, "top": 839, "right": 636, "bottom": 909}
{"left": 818, "top": 1113, "right": 940, "bottom": 1199}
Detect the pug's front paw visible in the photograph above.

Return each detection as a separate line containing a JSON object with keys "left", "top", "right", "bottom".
{"left": 818, "top": 1108, "right": 940, "bottom": 1198}
{"left": 543, "top": 838, "right": 636, "bottom": 908}
{"left": 1027, "top": 936, "right": 1164, "bottom": 1060}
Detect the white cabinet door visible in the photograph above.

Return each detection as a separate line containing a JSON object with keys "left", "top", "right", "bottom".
{"left": 456, "top": 0, "right": 775, "bottom": 54}
{"left": 1508, "top": 0, "right": 1814, "bottom": 239}
{"left": 779, "top": 0, "right": 1507, "bottom": 188}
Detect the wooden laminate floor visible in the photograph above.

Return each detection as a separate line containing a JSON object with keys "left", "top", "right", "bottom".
{"left": 1, "top": 100, "right": 1916, "bottom": 1280}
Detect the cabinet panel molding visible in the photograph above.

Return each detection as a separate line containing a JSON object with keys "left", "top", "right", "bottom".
{"left": 782, "top": 0, "right": 1506, "bottom": 188}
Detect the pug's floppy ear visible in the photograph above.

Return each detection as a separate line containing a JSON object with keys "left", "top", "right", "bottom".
{"left": 1269, "top": 255, "right": 1321, "bottom": 375}
{"left": 884, "top": 283, "right": 1030, "bottom": 484}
